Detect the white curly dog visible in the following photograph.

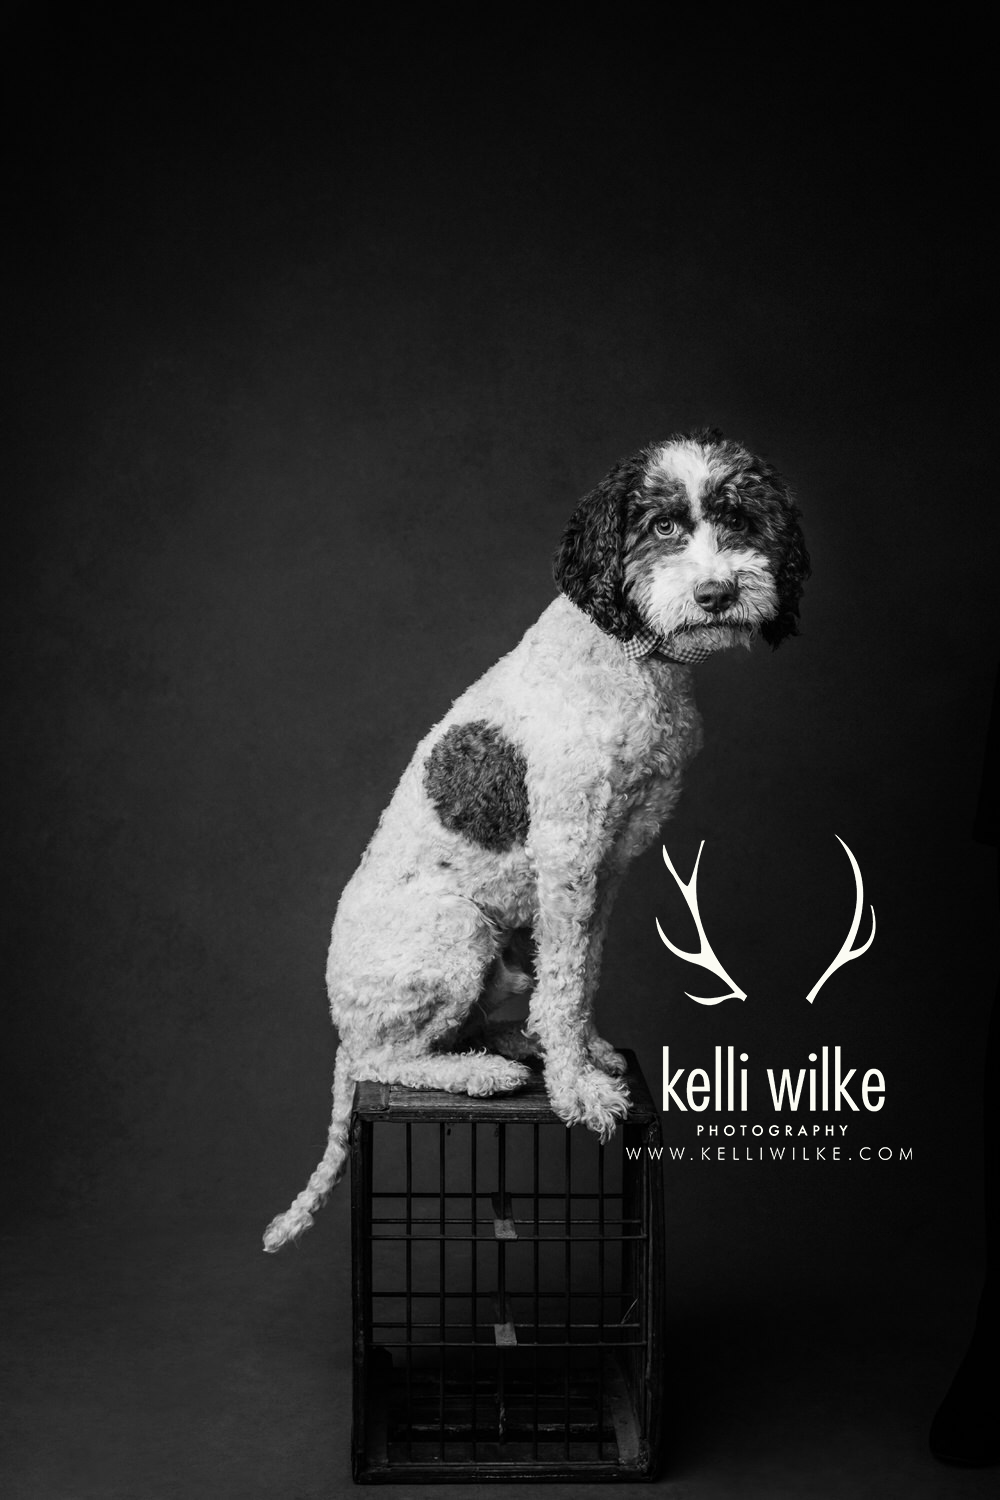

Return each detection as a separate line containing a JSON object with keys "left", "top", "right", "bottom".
{"left": 264, "top": 428, "right": 807, "bottom": 1250}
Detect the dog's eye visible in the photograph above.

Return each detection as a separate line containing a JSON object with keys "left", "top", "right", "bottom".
{"left": 728, "top": 512, "right": 747, "bottom": 532}
{"left": 653, "top": 517, "right": 678, "bottom": 537}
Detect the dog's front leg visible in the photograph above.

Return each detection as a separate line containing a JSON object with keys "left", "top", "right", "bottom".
{"left": 527, "top": 810, "right": 631, "bottom": 1139}
{"left": 582, "top": 865, "right": 629, "bottom": 1077}
{"left": 583, "top": 797, "right": 673, "bottom": 1075}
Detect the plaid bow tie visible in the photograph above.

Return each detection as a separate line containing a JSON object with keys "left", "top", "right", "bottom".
{"left": 620, "top": 625, "right": 716, "bottom": 665}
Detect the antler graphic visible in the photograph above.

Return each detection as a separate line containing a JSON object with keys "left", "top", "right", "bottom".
{"left": 806, "top": 836, "right": 876, "bottom": 1003}
{"left": 656, "top": 842, "right": 746, "bottom": 1005}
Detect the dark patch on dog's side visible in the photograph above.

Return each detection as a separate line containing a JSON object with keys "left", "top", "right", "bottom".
{"left": 424, "top": 721, "right": 530, "bottom": 852}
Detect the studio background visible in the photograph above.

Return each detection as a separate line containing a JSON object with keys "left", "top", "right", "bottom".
{"left": 3, "top": 11, "right": 996, "bottom": 1498}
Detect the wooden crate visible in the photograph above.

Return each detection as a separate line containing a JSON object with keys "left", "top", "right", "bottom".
{"left": 350, "top": 1050, "right": 664, "bottom": 1482}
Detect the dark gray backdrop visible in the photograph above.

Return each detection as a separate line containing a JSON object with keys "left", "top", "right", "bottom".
{"left": 3, "top": 11, "right": 997, "bottom": 1498}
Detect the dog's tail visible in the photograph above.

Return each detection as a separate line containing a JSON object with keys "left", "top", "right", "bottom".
{"left": 262, "top": 1045, "right": 356, "bottom": 1253}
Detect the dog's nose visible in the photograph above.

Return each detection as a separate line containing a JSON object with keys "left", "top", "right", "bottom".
{"left": 694, "top": 579, "right": 738, "bottom": 613}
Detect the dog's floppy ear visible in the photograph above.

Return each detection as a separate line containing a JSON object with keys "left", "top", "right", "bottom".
{"left": 758, "top": 477, "right": 810, "bottom": 649}
{"left": 553, "top": 457, "right": 646, "bottom": 640}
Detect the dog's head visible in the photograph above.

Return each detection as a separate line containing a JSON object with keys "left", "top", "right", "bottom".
{"left": 553, "top": 429, "right": 809, "bottom": 652}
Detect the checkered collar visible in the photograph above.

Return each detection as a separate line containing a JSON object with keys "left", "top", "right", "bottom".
{"left": 563, "top": 597, "right": 716, "bottom": 665}
{"left": 619, "top": 624, "right": 717, "bottom": 666}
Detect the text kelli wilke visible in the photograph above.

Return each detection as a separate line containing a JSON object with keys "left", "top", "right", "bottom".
{"left": 662, "top": 1045, "right": 884, "bottom": 1112}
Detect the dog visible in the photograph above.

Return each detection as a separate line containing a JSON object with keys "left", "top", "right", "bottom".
{"left": 263, "top": 428, "right": 807, "bottom": 1251}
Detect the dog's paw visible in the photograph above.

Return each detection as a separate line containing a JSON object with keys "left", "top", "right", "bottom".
{"left": 465, "top": 1059, "right": 533, "bottom": 1096}
{"left": 587, "top": 1035, "right": 628, "bottom": 1077}
{"left": 548, "top": 1068, "right": 630, "bottom": 1142}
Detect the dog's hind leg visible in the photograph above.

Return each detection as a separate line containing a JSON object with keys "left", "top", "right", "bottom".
{"left": 359, "top": 1043, "right": 532, "bottom": 1097}
{"left": 262, "top": 1042, "right": 357, "bottom": 1253}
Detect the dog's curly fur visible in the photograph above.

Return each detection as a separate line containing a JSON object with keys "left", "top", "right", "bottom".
{"left": 264, "top": 429, "right": 808, "bottom": 1251}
